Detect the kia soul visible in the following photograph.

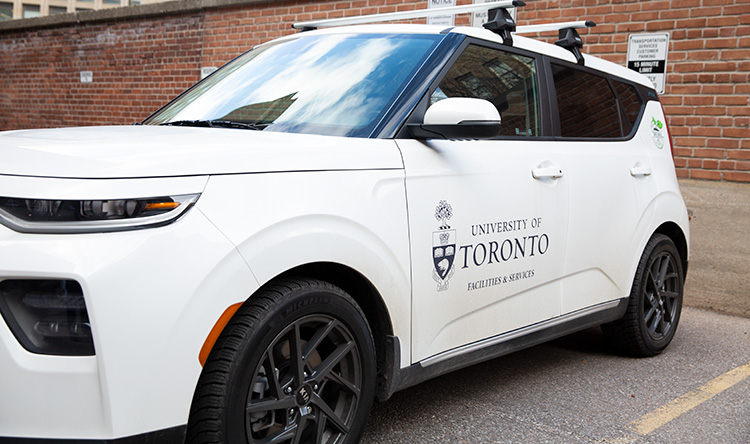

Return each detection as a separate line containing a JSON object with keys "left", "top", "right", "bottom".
{"left": 0, "top": 4, "right": 689, "bottom": 443}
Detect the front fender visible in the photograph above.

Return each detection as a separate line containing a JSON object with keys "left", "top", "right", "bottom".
{"left": 197, "top": 170, "right": 412, "bottom": 365}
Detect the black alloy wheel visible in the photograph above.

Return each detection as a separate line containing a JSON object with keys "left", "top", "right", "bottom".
{"left": 603, "top": 234, "right": 684, "bottom": 356}
{"left": 187, "top": 278, "right": 376, "bottom": 444}
{"left": 246, "top": 314, "right": 364, "bottom": 443}
{"left": 641, "top": 248, "right": 681, "bottom": 343}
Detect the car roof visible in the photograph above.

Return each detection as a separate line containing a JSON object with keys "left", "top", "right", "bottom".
{"left": 273, "top": 23, "right": 653, "bottom": 90}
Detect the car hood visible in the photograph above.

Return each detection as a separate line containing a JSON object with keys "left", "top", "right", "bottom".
{"left": 0, "top": 126, "right": 403, "bottom": 179}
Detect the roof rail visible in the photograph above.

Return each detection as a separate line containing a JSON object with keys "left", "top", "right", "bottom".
{"left": 516, "top": 20, "right": 596, "bottom": 66}
{"left": 292, "top": 1, "right": 525, "bottom": 34}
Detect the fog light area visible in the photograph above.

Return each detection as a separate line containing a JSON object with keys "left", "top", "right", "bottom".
{"left": 0, "top": 280, "right": 95, "bottom": 356}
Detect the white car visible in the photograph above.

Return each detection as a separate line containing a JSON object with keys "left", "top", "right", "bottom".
{"left": 0, "top": 4, "right": 688, "bottom": 444}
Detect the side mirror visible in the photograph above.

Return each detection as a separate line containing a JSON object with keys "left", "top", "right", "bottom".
{"left": 408, "top": 97, "right": 502, "bottom": 140}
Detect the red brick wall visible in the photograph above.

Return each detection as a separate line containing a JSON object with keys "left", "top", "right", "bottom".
{"left": 1, "top": 15, "right": 205, "bottom": 128}
{"left": 1, "top": 0, "right": 748, "bottom": 181}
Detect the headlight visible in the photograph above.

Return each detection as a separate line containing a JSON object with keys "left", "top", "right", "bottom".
{"left": 0, "top": 194, "right": 199, "bottom": 234}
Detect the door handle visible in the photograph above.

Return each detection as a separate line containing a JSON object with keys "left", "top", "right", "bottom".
{"left": 630, "top": 164, "right": 652, "bottom": 177}
{"left": 532, "top": 166, "right": 564, "bottom": 180}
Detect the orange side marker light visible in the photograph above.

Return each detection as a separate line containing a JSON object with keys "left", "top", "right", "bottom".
{"left": 198, "top": 302, "right": 243, "bottom": 367}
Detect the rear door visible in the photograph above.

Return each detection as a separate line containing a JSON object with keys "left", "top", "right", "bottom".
{"left": 548, "top": 61, "right": 657, "bottom": 313}
{"left": 397, "top": 42, "right": 569, "bottom": 363}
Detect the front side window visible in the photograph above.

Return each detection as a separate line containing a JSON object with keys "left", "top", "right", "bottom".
{"left": 145, "top": 33, "right": 443, "bottom": 138}
{"left": 430, "top": 44, "right": 540, "bottom": 137}
{"left": 552, "top": 63, "right": 622, "bottom": 138}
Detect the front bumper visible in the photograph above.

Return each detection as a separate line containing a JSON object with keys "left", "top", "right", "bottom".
{"left": 0, "top": 181, "right": 258, "bottom": 440}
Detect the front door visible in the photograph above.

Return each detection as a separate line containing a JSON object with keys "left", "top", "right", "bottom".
{"left": 398, "top": 43, "right": 569, "bottom": 363}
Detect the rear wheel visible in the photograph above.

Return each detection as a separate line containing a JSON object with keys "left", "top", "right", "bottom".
{"left": 187, "top": 278, "right": 376, "bottom": 444}
{"left": 603, "top": 234, "right": 684, "bottom": 356}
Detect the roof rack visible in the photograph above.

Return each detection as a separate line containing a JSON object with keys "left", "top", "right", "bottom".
{"left": 483, "top": 4, "right": 523, "bottom": 46}
{"left": 292, "top": 1, "right": 526, "bottom": 43}
{"left": 515, "top": 20, "right": 596, "bottom": 65}
{"left": 291, "top": 4, "right": 595, "bottom": 61}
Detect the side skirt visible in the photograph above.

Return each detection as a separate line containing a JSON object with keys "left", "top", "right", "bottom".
{"left": 378, "top": 299, "right": 628, "bottom": 401}
{"left": 0, "top": 426, "right": 186, "bottom": 444}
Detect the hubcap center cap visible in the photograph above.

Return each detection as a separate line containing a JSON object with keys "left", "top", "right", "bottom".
{"left": 295, "top": 384, "right": 313, "bottom": 406}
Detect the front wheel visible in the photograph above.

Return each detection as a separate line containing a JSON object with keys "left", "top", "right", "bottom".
{"left": 603, "top": 234, "right": 684, "bottom": 357}
{"left": 187, "top": 278, "right": 376, "bottom": 444}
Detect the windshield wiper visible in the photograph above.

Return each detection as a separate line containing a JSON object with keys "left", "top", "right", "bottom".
{"left": 160, "top": 120, "right": 270, "bottom": 130}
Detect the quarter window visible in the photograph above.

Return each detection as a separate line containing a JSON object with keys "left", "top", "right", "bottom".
{"left": 612, "top": 80, "right": 642, "bottom": 135}
{"left": 552, "top": 63, "right": 621, "bottom": 138}
{"left": 431, "top": 45, "right": 540, "bottom": 137}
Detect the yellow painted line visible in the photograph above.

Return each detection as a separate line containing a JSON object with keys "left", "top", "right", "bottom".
{"left": 607, "top": 360, "right": 750, "bottom": 443}
{"left": 630, "top": 360, "right": 750, "bottom": 435}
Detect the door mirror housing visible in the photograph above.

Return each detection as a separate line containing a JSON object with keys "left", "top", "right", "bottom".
{"left": 408, "top": 97, "right": 502, "bottom": 139}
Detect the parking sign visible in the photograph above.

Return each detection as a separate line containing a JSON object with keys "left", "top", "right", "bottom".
{"left": 627, "top": 33, "right": 670, "bottom": 94}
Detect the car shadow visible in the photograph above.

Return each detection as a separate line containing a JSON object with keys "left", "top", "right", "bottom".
{"left": 362, "top": 326, "right": 623, "bottom": 442}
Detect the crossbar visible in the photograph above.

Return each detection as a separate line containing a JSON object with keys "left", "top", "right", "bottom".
{"left": 292, "top": 1, "right": 524, "bottom": 30}
{"left": 515, "top": 20, "right": 595, "bottom": 34}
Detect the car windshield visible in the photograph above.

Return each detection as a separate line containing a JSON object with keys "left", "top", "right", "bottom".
{"left": 144, "top": 33, "right": 443, "bottom": 138}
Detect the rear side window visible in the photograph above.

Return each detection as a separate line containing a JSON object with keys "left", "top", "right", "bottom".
{"left": 552, "top": 63, "right": 621, "bottom": 138}
{"left": 431, "top": 45, "right": 541, "bottom": 137}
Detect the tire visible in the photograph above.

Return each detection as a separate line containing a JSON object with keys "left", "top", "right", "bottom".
{"left": 187, "top": 278, "right": 376, "bottom": 444}
{"left": 602, "top": 234, "right": 684, "bottom": 357}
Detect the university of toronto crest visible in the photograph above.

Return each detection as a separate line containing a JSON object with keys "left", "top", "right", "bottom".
{"left": 432, "top": 200, "right": 456, "bottom": 292}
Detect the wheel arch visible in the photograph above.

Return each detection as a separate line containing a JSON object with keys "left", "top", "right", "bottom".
{"left": 654, "top": 221, "right": 689, "bottom": 279}
{"left": 275, "top": 262, "right": 397, "bottom": 403}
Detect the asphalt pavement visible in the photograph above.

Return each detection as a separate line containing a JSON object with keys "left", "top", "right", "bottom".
{"left": 362, "top": 308, "right": 750, "bottom": 443}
